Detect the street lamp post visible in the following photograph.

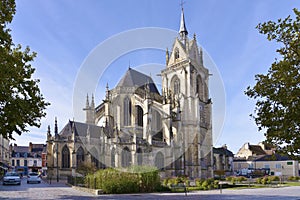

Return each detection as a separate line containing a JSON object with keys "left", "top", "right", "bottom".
{"left": 56, "top": 142, "right": 59, "bottom": 182}
{"left": 55, "top": 118, "right": 59, "bottom": 182}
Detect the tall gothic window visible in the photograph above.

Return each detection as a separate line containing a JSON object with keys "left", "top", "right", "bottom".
{"left": 76, "top": 146, "right": 84, "bottom": 166}
{"left": 124, "top": 97, "right": 132, "bottom": 126}
{"left": 155, "top": 152, "right": 164, "bottom": 170}
{"left": 175, "top": 156, "right": 182, "bottom": 171}
{"left": 137, "top": 148, "right": 143, "bottom": 166}
{"left": 121, "top": 147, "right": 131, "bottom": 167}
{"left": 172, "top": 76, "right": 180, "bottom": 95}
{"left": 111, "top": 148, "right": 115, "bottom": 168}
{"left": 62, "top": 145, "right": 70, "bottom": 168}
{"left": 90, "top": 147, "right": 99, "bottom": 168}
{"left": 174, "top": 48, "right": 179, "bottom": 60}
{"left": 199, "top": 102, "right": 206, "bottom": 124}
{"left": 196, "top": 75, "right": 203, "bottom": 99}
{"left": 136, "top": 105, "right": 143, "bottom": 127}
{"left": 152, "top": 109, "right": 162, "bottom": 132}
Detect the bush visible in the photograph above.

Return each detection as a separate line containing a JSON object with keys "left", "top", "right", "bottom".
{"left": 155, "top": 184, "right": 171, "bottom": 192}
{"left": 236, "top": 176, "right": 247, "bottom": 183}
{"left": 225, "top": 176, "right": 247, "bottom": 184}
{"left": 269, "top": 176, "right": 280, "bottom": 182}
{"left": 162, "top": 178, "right": 169, "bottom": 186}
{"left": 225, "top": 176, "right": 233, "bottom": 182}
{"left": 256, "top": 176, "right": 280, "bottom": 185}
{"left": 85, "top": 166, "right": 161, "bottom": 194}
{"left": 195, "top": 178, "right": 204, "bottom": 187}
{"left": 288, "top": 176, "right": 300, "bottom": 181}
{"left": 256, "top": 177, "right": 262, "bottom": 184}
{"left": 213, "top": 180, "right": 219, "bottom": 189}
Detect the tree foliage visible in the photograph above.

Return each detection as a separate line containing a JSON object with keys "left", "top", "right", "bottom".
{"left": 245, "top": 8, "right": 300, "bottom": 159}
{"left": 0, "top": 0, "right": 49, "bottom": 139}
{"left": 76, "top": 161, "right": 97, "bottom": 176}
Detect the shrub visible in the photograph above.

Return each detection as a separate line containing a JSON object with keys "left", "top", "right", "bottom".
{"left": 195, "top": 178, "right": 204, "bottom": 187}
{"left": 85, "top": 166, "right": 160, "bottom": 194}
{"left": 162, "top": 178, "right": 169, "bottom": 186}
{"left": 261, "top": 176, "right": 268, "bottom": 185}
{"left": 225, "top": 176, "right": 233, "bottom": 182}
{"left": 288, "top": 176, "right": 300, "bottom": 181}
{"left": 269, "top": 176, "right": 280, "bottom": 182}
{"left": 213, "top": 180, "right": 219, "bottom": 189}
{"left": 256, "top": 177, "right": 262, "bottom": 184}
{"left": 236, "top": 176, "right": 247, "bottom": 183}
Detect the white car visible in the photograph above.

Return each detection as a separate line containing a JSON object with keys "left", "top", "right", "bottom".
{"left": 3, "top": 172, "right": 21, "bottom": 185}
{"left": 27, "top": 172, "right": 41, "bottom": 184}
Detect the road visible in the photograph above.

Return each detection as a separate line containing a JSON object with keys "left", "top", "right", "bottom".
{"left": 1, "top": 178, "right": 300, "bottom": 199}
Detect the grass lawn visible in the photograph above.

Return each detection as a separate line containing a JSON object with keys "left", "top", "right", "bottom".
{"left": 168, "top": 181, "right": 300, "bottom": 193}
{"left": 283, "top": 181, "right": 300, "bottom": 186}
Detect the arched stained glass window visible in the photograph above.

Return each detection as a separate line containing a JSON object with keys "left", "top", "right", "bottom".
{"left": 136, "top": 105, "right": 143, "bottom": 127}
{"left": 137, "top": 148, "right": 143, "bottom": 166}
{"left": 121, "top": 147, "right": 131, "bottom": 167}
{"left": 111, "top": 148, "right": 115, "bottom": 168}
{"left": 155, "top": 152, "right": 164, "bottom": 170}
{"left": 76, "top": 146, "right": 84, "bottom": 166}
{"left": 62, "top": 145, "right": 70, "bottom": 168}
{"left": 124, "top": 97, "right": 132, "bottom": 126}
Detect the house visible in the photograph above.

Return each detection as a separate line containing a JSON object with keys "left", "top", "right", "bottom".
{"left": 10, "top": 143, "right": 46, "bottom": 176}
{"left": 235, "top": 142, "right": 267, "bottom": 160}
{"left": 213, "top": 145, "right": 234, "bottom": 177}
{"left": 233, "top": 142, "right": 299, "bottom": 177}
{"left": 0, "top": 135, "right": 10, "bottom": 174}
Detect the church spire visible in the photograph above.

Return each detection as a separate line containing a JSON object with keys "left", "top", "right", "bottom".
{"left": 54, "top": 117, "right": 58, "bottom": 139}
{"left": 86, "top": 94, "right": 90, "bottom": 108}
{"left": 179, "top": 7, "right": 188, "bottom": 39}
{"left": 91, "top": 94, "right": 95, "bottom": 109}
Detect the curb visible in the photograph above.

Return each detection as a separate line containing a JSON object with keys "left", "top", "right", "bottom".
{"left": 71, "top": 185, "right": 103, "bottom": 195}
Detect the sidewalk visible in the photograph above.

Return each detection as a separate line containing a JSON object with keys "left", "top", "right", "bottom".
{"left": 41, "top": 176, "right": 69, "bottom": 187}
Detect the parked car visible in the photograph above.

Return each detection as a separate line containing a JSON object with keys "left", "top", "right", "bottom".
{"left": 27, "top": 172, "right": 41, "bottom": 184}
{"left": 3, "top": 172, "right": 21, "bottom": 185}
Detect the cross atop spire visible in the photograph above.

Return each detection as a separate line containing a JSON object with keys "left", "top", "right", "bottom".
{"left": 180, "top": 0, "right": 185, "bottom": 9}
{"left": 179, "top": 2, "right": 188, "bottom": 39}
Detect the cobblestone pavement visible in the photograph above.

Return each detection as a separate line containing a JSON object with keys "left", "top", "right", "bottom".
{"left": 1, "top": 178, "right": 300, "bottom": 200}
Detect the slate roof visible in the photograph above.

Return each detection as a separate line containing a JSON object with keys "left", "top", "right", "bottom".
{"left": 59, "top": 120, "right": 103, "bottom": 138}
{"left": 213, "top": 147, "right": 234, "bottom": 157}
{"left": 13, "top": 146, "right": 29, "bottom": 153}
{"left": 31, "top": 144, "right": 45, "bottom": 153}
{"left": 254, "top": 154, "right": 291, "bottom": 161}
{"left": 116, "top": 68, "right": 159, "bottom": 94}
{"left": 249, "top": 145, "right": 266, "bottom": 155}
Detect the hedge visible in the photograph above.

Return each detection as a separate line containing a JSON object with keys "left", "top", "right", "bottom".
{"left": 85, "top": 166, "right": 161, "bottom": 194}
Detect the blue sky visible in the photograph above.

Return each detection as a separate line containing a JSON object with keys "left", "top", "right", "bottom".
{"left": 9, "top": 0, "right": 300, "bottom": 153}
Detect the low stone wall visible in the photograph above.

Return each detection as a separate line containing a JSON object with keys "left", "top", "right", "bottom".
{"left": 71, "top": 185, "right": 103, "bottom": 195}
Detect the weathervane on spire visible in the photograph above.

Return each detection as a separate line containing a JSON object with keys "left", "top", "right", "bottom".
{"left": 180, "top": 0, "right": 186, "bottom": 9}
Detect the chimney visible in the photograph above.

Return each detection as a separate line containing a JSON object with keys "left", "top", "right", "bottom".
{"left": 245, "top": 142, "right": 250, "bottom": 150}
{"left": 29, "top": 142, "right": 33, "bottom": 152}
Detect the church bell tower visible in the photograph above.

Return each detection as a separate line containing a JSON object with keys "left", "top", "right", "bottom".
{"left": 161, "top": 6, "right": 213, "bottom": 178}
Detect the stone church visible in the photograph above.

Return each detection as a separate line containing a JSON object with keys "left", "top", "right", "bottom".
{"left": 47, "top": 8, "right": 213, "bottom": 179}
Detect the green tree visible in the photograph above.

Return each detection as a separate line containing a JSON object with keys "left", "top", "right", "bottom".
{"left": 76, "top": 161, "right": 97, "bottom": 176}
{"left": 0, "top": 0, "right": 49, "bottom": 139}
{"left": 245, "top": 8, "right": 300, "bottom": 159}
